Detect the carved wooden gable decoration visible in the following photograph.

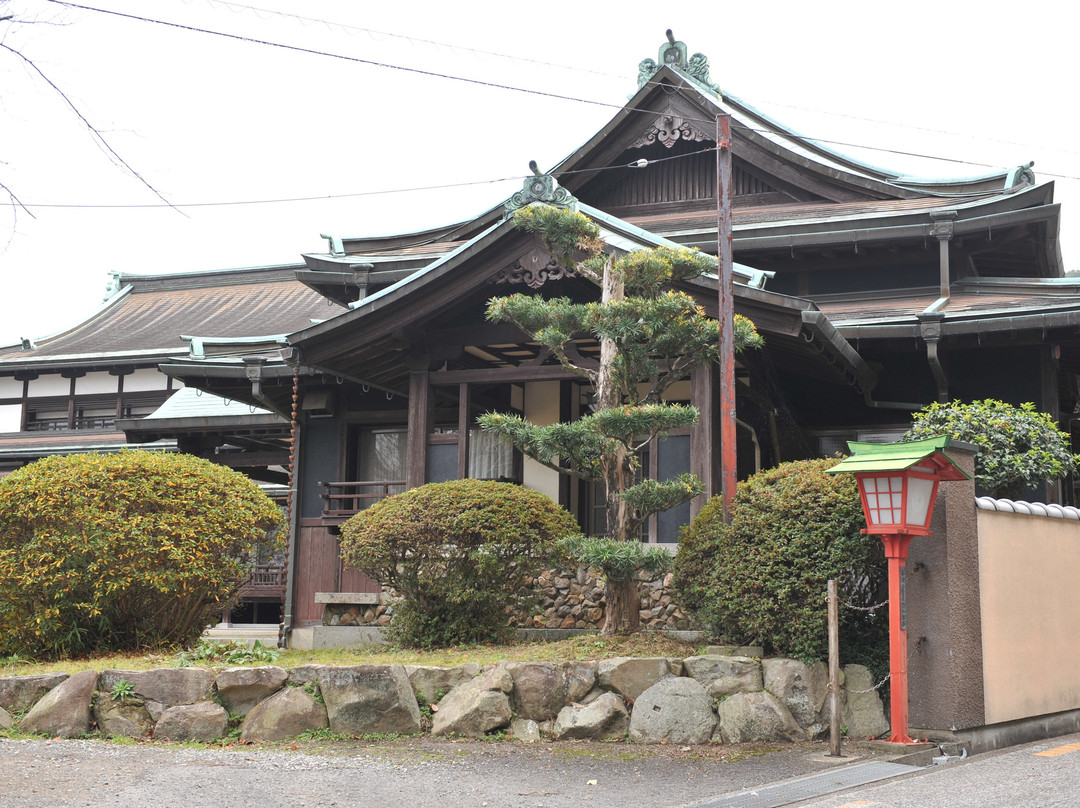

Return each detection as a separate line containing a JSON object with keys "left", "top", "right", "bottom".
{"left": 562, "top": 31, "right": 894, "bottom": 216}
{"left": 491, "top": 245, "right": 578, "bottom": 290}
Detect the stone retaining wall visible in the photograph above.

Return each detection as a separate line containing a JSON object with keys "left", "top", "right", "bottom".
{"left": 323, "top": 566, "right": 692, "bottom": 631}
{"left": 0, "top": 652, "right": 887, "bottom": 746}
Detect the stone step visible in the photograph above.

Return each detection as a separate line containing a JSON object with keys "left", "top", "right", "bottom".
{"left": 202, "top": 625, "right": 280, "bottom": 647}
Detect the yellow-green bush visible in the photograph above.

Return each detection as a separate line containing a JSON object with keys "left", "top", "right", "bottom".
{"left": 339, "top": 479, "right": 578, "bottom": 648}
{"left": 0, "top": 450, "right": 284, "bottom": 659}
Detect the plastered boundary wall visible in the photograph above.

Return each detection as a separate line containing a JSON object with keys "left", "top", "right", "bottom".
{"left": 977, "top": 507, "right": 1080, "bottom": 724}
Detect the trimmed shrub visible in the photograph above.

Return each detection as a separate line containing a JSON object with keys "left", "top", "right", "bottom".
{"left": 0, "top": 451, "right": 284, "bottom": 659}
{"left": 562, "top": 534, "right": 672, "bottom": 583}
{"left": 903, "top": 399, "right": 1078, "bottom": 499}
{"left": 673, "top": 458, "right": 886, "bottom": 666}
{"left": 339, "top": 479, "right": 578, "bottom": 648}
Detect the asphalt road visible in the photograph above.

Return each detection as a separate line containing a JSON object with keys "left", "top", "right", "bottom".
{"left": 0, "top": 737, "right": 879, "bottom": 808}
{"left": 1, "top": 732, "right": 1078, "bottom": 808}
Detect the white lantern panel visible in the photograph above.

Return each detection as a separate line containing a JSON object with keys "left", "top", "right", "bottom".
{"left": 906, "top": 474, "right": 936, "bottom": 527}
{"left": 862, "top": 475, "right": 905, "bottom": 526}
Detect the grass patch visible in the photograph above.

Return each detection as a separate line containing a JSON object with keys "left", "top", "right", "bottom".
{"left": 550, "top": 745, "right": 642, "bottom": 761}
{"left": 0, "top": 633, "right": 705, "bottom": 677}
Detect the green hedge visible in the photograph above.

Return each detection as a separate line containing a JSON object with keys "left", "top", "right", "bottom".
{"left": 0, "top": 451, "right": 284, "bottom": 659}
{"left": 339, "top": 479, "right": 578, "bottom": 648}
{"left": 904, "top": 399, "right": 1077, "bottom": 499}
{"left": 673, "top": 458, "right": 886, "bottom": 666}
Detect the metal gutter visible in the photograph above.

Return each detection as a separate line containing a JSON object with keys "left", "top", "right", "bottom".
{"left": 731, "top": 203, "right": 1054, "bottom": 253}
{"left": 837, "top": 306, "right": 1080, "bottom": 341}
{"left": 799, "top": 310, "right": 877, "bottom": 392}
{"left": 0, "top": 349, "right": 187, "bottom": 374}
{"left": 800, "top": 310, "right": 928, "bottom": 411}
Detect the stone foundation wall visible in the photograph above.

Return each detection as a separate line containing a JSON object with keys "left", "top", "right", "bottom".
{"left": 322, "top": 565, "right": 692, "bottom": 631}
{"left": 0, "top": 653, "right": 887, "bottom": 747}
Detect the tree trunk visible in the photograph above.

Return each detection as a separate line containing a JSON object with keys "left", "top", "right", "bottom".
{"left": 602, "top": 578, "right": 641, "bottom": 634}
{"left": 594, "top": 258, "right": 641, "bottom": 633}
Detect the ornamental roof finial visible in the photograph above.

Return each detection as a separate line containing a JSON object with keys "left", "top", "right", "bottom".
{"left": 504, "top": 162, "right": 577, "bottom": 217}
{"left": 637, "top": 31, "right": 719, "bottom": 93}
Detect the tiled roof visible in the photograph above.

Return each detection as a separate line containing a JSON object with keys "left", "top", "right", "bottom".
{"left": 0, "top": 271, "right": 345, "bottom": 364}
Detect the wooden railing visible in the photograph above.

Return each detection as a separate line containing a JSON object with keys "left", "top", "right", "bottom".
{"left": 235, "top": 566, "right": 285, "bottom": 600}
{"left": 246, "top": 566, "right": 285, "bottom": 591}
{"left": 319, "top": 480, "right": 406, "bottom": 520}
{"left": 25, "top": 416, "right": 116, "bottom": 431}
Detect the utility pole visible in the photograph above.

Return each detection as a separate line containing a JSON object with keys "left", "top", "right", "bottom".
{"left": 716, "top": 113, "right": 736, "bottom": 521}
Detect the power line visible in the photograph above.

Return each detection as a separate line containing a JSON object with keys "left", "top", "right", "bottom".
{"left": 7, "top": 141, "right": 1078, "bottom": 211}
{"left": 15, "top": 1, "right": 1079, "bottom": 212}
{"left": 42, "top": 1, "right": 1077, "bottom": 177}
{"left": 51, "top": 0, "right": 1074, "bottom": 164}
{"left": 189, "top": 0, "right": 630, "bottom": 82}
{"left": 44, "top": 1, "right": 626, "bottom": 111}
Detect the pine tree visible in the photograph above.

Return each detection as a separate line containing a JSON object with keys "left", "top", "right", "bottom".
{"left": 479, "top": 205, "right": 762, "bottom": 633}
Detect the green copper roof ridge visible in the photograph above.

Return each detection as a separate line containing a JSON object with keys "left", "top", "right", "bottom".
{"left": 847, "top": 434, "right": 952, "bottom": 456}
{"left": 827, "top": 434, "right": 971, "bottom": 479}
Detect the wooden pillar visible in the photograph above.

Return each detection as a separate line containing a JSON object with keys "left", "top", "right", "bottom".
{"left": 61, "top": 369, "right": 85, "bottom": 430}
{"left": 690, "top": 362, "right": 717, "bottom": 518}
{"left": 716, "top": 113, "right": 736, "bottom": 520}
{"left": 406, "top": 364, "right": 432, "bottom": 489}
{"left": 457, "top": 382, "right": 470, "bottom": 479}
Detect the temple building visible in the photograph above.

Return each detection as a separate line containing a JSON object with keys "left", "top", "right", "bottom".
{"left": 1, "top": 33, "right": 1071, "bottom": 643}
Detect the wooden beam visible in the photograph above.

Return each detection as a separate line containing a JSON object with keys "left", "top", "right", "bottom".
{"left": 434, "top": 365, "right": 583, "bottom": 385}
{"left": 214, "top": 450, "right": 290, "bottom": 468}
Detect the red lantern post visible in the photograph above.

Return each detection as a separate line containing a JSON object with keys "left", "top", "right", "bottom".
{"left": 827, "top": 436, "right": 969, "bottom": 744}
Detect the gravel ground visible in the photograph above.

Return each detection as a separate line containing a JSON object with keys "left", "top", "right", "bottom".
{"left": 0, "top": 736, "right": 885, "bottom": 808}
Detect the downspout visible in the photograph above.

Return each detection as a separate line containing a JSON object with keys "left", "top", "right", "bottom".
{"left": 243, "top": 356, "right": 290, "bottom": 419}
{"left": 280, "top": 366, "right": 301, "bottom": 649}
{"left": 922, "top": 210, "right": 957, "bottom": 403}
{"left": 919, "top": 309, "right": 949, "bottom": 403}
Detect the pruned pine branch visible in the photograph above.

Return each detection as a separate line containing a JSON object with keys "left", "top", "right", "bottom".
{"left": 485, "top": 207, "right": 765, "bottom": 634}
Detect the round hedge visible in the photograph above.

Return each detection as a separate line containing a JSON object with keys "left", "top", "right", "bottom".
{"left": 673, "top": 458, "right": 886, "bottom": 664}
{"left": 339, "top": 479, "right": 578, "bottom": 648}
{"left": 904, "top": 398, "right": 1077, "bottom": 499}
{"left": 0, "top": 450, "right": 284, "bottom": 659}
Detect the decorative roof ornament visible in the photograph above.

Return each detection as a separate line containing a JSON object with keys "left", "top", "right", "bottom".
{"left": 492, "top": 249, "right": 579, "bottom": 289}
{"left": 104, "top": 270, "right": 122, "bottom": 300}
{"left": 1005, "top": 161, "right": 1036, "bottom": 190}
{"left": 504, "top": 161, "right": 576, "bottom": 217}
{"left": 637, "top": 30, "right": 719, "bottom": 93}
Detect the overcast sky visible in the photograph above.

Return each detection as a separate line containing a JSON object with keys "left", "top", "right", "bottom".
{"left": 2, "top": 0, "right": 1077, "bottom": 346}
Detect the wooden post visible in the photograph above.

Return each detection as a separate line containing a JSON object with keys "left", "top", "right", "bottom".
{"left": 456, "top": 382, "right": 470, "bottom": 480}
{"left": 882, "top": 533, "right": 916, "bottom": 743}
{"left": 828, "top": 579, "right": 843, "bottom": 757}
{"left": 716, "top": 113, "right": 736, "bottom": 522}
{"left": 406, "top": 363, "right": 432, "bottom": 489}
